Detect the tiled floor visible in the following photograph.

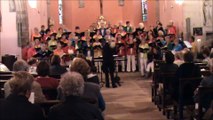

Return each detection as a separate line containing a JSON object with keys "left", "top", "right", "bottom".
{"left": 101, "top": 72, "right": 167, "bottom": 120}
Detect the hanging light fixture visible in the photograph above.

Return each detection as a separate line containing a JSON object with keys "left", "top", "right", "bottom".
{"left": 175, "top": 0, "right": 184, "bottom": 5}
{"left": 28, "top": 0, "right": 37, "bottom": 8}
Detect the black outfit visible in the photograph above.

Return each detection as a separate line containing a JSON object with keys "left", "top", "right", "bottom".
{"left": 0, "top": 94, "right": 44, "bottom": 120}
{"left": 159, "top": 63, "right": 179, "bottom": 92}
{"left": 87, "top": 73, "right": 100, "bottom": 85}
{"left": 198, "top": 74, "right": 213, "bottom": 109}
{"left": 160, "top": 63, "right": 178, "bottom": 73}
{"left": 173, "top": 62, "right": 201, "bottom": 101}
{"left": 98, "top": 28, "right": 107, "bottom": 37}
{"left": 50, "top": 65, "right": 67, "bottom": 76}
{"left": 102, "top": 43, "right": 117, "bottom": 87}
{"left": 48, "top": 95, "right": 103, "bottom": 120}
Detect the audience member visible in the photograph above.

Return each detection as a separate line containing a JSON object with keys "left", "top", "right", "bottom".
{"left": 4, "top": 60, "right": 46, "bottom": 103}
{"left": 172, "top": 51, "right": 201, "bottom": 101}
{"left": 36, "top": 61, "right": 59, "bottom": 89}
{"left": 48, "top": 72, "right": 103, "bottom": 120}
{"left": 50, "top": 55, "right": 67, "bottom": 76}
{"left": 0, "top": 71, "right": 45, "bottom": 120}
{"left": 200, "top": 60, "right": 213, "bottom": 87}
{"left": 70, "top": 58, "right": 105, "bottom": 111}
{"left": 86, "top": 60, "right": 100, "bottom": 85}
{"left": 160, "top": 51, "right": 178, "bottom": 73}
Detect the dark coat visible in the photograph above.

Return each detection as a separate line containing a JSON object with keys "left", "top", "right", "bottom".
{"left": 102, "top": 43, "right": 115, "bottom": 72}
{"left": 0, "top": 94, "right": 45, "bottom": 120}
{"left": 50, "top": 65, "right": 67, "bottom": 76}
{"left": 48, "top": 95, "right": 104, "bottom": 120}
{"left": 172, "top": 62, "right": 201, "bottom": 101}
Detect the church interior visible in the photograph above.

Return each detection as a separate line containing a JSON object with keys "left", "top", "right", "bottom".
{"left": 0, "top": 0, "right": 213, "bottom": 120}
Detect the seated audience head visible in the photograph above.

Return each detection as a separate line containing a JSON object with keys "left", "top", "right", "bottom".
{"left": 165, "top": 51, "right": 175, "bottom": 64}
{"left": 13, "top": 60, "right": 29, "bottom": 72}
{"left": 59, "top": 72, "right": 84, "bottom": 97}
{"left": 36, "top": 61, "right": 50, "bottom": 77}
{"left": 183, "top": 51, "right": 194, "bottom": 63}
{"left": 70, "top": 58, "right": 90, "bottom": 80}
{"left": 51, "top": 55, "right": 61, "bottom": 66}
{"left": 9, "top": 71, "right": 34, "bottom": 97}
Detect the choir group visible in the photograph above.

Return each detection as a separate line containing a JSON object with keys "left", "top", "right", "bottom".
{"left": 25, "top": 20, "right": 189, "bottom": 76}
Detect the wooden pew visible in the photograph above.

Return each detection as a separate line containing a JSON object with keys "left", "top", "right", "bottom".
{"left": 196, "top": 86, "right": 213, "bottom": 120}
{"left": 173, "top": 77, "right": 202, "bottom": 120}
{"left": 37, "top": 100, "right": 60, "bottom": 117}
{"left": 159, "top": 72, "right": 176, "bottom": 118}
{"left": 0, "top": 72, "right": 13, "bottom": 80}
{"left": 0, "top": 80, "right": 7, "bottom": 98}
{"left": 151, "top": 60, "right": 165, "bottom": 103}
{"left": 42, "top": 88, "right": 58, "bottom": 100}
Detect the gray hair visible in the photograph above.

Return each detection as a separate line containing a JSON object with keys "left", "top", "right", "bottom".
{"left": 59, "top": 72, "right": 84, "bottom": 97}
{"left": 9, "top": 71, "right": 34, "bottom": 95}
{"left": 13, "top": 60, "right": 29, "bottom": 72}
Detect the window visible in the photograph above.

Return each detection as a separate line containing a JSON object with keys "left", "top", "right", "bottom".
{"left": 58, "top": 0, "right": 63, "bottom": 24}
{"left": 141, "top": 0, "right": 148, "bottom": 22}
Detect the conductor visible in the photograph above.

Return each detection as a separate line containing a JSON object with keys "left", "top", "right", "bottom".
{"left": 102, "top": 40, "right": 117, "bottom": 88}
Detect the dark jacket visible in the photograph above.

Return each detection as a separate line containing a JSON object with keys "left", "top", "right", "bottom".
{"left": 50, "top": 65, "right": 67, "bottom": 76}
{"left": 48, "top": 95, "right": 104, "bottom": 120}
{"left": 0, "top": 94, "right": 44, "bottom": 120}
{"left": 160, "top": 63, "right": 178, "bottom": 73}
{"left": 173, "top": 62, "right": 201, "bottom": 101}
{"left": 102, "top": 43, "right": 115, "bottom": 72}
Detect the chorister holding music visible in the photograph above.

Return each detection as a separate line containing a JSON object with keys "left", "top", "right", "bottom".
{"left": 26, "top": 17, "right": 191, "bottom": 82}
{"left": 116, "top": 33, "right": 126, "bottom": 72}
{"left": 93, "top": 36, "right": 103, "bottom": 72}
{"left": 126, "top": 34, "right": 136, "bottom": 72}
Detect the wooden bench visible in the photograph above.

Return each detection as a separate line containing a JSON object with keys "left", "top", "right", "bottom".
{"left": 159, "top": 72, "right": 176, "bottom": 118}
{"left": 151, "top": 60, "right": 165, "bottom": 103}
{"left": 173, "top": 77, "right": 202, "bottom": 120}
{"left": 197, "top": 86, "right": 213, "bottom": 120}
